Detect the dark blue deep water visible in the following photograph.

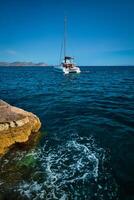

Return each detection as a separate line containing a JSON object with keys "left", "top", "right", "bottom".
{"left": 0, "top": 66, "right": 134, "bottom": 200}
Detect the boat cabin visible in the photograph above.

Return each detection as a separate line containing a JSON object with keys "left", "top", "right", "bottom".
{"left": 62, "top": 56, "right": 75, "bottom": 68}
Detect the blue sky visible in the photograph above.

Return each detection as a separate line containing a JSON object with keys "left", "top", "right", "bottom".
{"left": 0, "top": 0, "right": 134, "bottom": 65}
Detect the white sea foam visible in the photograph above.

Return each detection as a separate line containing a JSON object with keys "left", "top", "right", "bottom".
{"left": 17, "top": 181, "right": 45, "bottom": 200}
{"left": 15, "top": 136, "right": 104, "bottom": 199}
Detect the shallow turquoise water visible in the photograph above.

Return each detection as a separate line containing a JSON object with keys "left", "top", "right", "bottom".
{"left": 0, "top": 66, "right": 134, "bottom": 200}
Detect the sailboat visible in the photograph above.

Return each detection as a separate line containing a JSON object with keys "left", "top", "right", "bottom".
{"left": 55, "top": 17, "right": 81, "bottom": 74}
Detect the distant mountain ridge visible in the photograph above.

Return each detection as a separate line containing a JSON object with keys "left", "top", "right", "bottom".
{"left": 0, "top": 62, "right": 48, "bottom": 66}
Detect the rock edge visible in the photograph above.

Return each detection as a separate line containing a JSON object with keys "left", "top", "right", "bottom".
{"left": 0, "top": 100, "right": 41, "bottom": 156}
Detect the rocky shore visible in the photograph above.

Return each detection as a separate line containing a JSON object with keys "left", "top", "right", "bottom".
{"left": 0, "top": 100, "right": 41, "bottom": 156}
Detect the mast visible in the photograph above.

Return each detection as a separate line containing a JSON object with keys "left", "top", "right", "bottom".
{"left": 64, "top": 16, "right": 67, "bottom": 60}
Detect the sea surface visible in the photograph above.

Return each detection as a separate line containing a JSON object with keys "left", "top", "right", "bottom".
{"left": 0, "top": 66, "right": 134, "bottom": 200}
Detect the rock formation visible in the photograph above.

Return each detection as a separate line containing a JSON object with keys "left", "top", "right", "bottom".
{"left": 0, "top": 100, "right": 41, "bottom": 156}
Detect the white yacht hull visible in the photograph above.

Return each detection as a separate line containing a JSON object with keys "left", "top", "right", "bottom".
{"left": 63, "top": 67, "right": 81, "bottom": 74}
{"left": 54, "top": 66, "right": 81, "bottom": 74}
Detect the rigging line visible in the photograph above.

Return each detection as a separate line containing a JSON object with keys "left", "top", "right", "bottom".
{"left": 59, "top": 38, "right": 64, "bottom": 65}
{"left": 58, "top": 16, "right": 67, "bottom": 66}
{"left": 64, "top": 16, "right": 67, "bottom": 58}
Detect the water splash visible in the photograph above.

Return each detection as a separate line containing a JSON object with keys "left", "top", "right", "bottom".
{"left": 5, "top": 136, "right": 117, "bottom": 199}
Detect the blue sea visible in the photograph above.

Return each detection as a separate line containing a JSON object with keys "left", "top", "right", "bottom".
{"left": 0, "top": 66, "right": 134, "bottom": 200}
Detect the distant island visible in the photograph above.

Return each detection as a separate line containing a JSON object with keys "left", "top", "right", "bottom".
{"left": 0, "top": 61, "right": 48, "bottom": 67}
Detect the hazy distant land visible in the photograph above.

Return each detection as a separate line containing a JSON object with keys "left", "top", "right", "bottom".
{"left": 0, "top": 62, "right": 48, "bottom": 67}
{"left": 0, "top": 62, "right": 133, "bottom": 67}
